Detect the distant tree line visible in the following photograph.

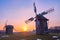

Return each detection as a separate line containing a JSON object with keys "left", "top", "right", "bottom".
{"left": 49, "top": 26, "right": 60, "bottom": 33}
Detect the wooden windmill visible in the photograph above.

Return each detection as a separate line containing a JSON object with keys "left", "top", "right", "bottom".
{"left": 25, "top": 2, "right": 54, "bottom": 34}
{"left": 4, "top": 20, "right": 14, "bottom": 34}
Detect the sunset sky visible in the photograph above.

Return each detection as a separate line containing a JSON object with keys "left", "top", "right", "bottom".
{"left": 0, "top": 0, "right": 60, "bottom": 32}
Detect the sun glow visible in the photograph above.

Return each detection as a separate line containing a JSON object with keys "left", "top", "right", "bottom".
{"left": 24, "top": 27, "right": 27, "bottom": 31}
{"left": 23, "top": 26, "right": 28, "bottom": 32}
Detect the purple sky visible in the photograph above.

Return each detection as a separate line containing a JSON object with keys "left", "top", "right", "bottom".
{"left": 0, "top": 0, "right": 60, "bottom": 31}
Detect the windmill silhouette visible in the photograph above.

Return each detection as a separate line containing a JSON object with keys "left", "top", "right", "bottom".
{"left": 25, "top": 2, "right": 54, "bottom": 35}
{"left": 3, "top": 20, "right": 14, "bottom": 34}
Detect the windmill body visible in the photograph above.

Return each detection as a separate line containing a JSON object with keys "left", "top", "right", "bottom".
{"left": 5, "top": 25, "right": 14, "bottom": 34}
{"left": 36, "top": 13, "right": 49, "bottom": 34}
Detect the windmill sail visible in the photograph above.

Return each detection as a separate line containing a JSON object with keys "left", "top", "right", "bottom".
{"left": 46, "top": 8, "right": 54, "bottom": 13}
{"left": 25, "top": 17, "right": 34, "bottom": 24}
{"left": 33, "top": 2, "right": 37, "bottom": 15}
{"left": 41, "top": 8, "right": 54, "bottom": 15}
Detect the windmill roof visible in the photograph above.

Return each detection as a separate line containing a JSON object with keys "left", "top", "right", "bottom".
{"left": 37, "top": 14, "right": 48, "bottom": 21}
{"left": 5, "top": 25, "right": 14, "bottom": 29}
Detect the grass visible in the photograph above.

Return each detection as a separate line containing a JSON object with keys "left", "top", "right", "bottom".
{"left": 0, "top": 33, "right": 60, "bottom": 40}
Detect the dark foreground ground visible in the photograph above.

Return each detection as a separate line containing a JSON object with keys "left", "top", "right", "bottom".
{"left": 0, "top": 33, "right": 60, "bottom": 40}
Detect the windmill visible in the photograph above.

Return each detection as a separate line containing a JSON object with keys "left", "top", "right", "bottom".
{"left": 25, "top": 2, "right": 54, "bottom": 34}
{"left": 3, "top": 20, "right": 14, "bottom": 34}
{"left": 3, "top": 20, "right": 18, "bottom": 34}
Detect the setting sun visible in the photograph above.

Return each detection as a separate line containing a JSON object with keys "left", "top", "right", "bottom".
{"left": 24, "top": 27, "right": 27, "bottom": 31}
{"left": 22, "top": 26, "right": 28, "bottom": 32}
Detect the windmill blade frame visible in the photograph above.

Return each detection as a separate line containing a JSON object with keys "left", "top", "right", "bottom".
{"left": 25, "top": 17, "right": 34, "bottom": 24}
{"left": 40, "top": 8, "right": 54, "bottom": 15}
{"left": 33, "top": 2, "right": 37, "bottom": 16}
